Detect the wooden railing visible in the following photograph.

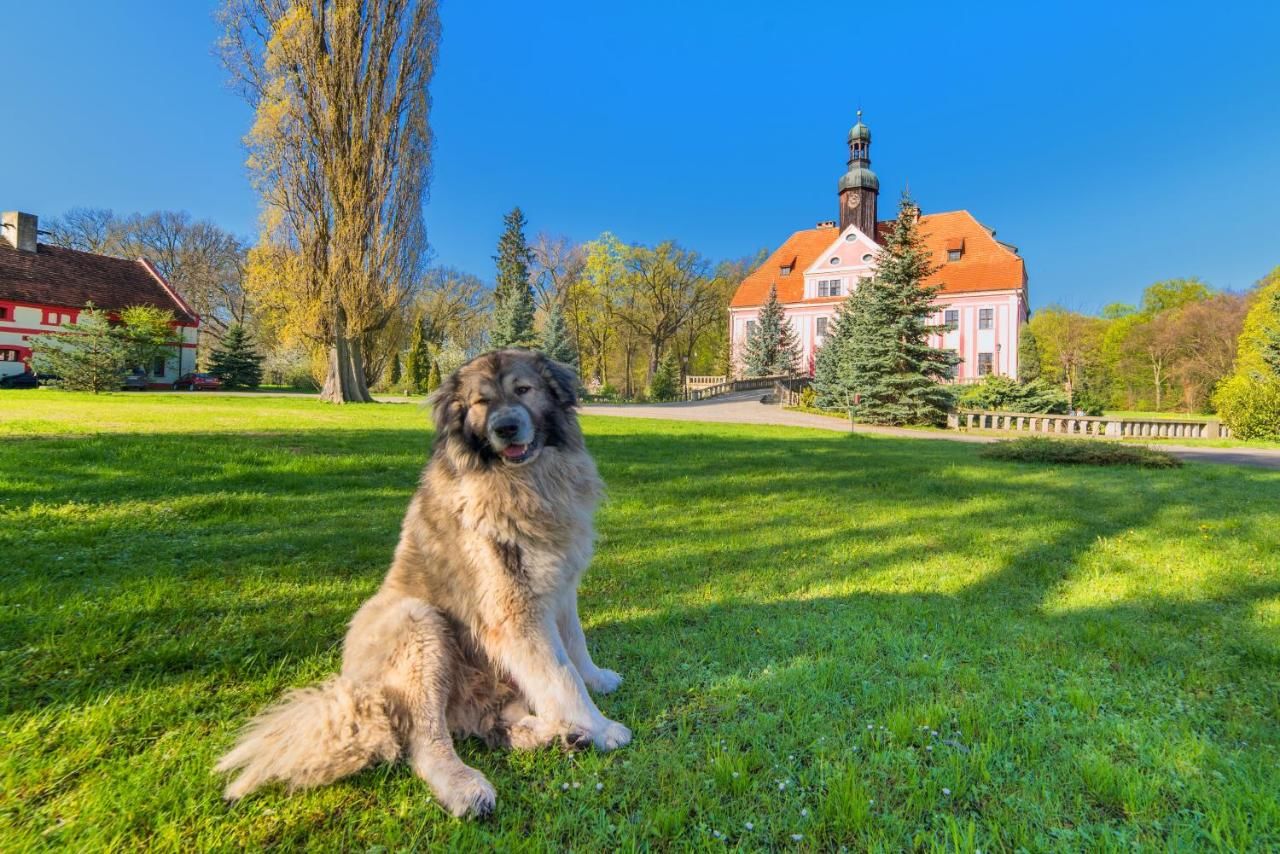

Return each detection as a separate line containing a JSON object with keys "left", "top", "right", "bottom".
{"left": 951, "top": 410, "right": 1231, "bottom": 440}
{"left": 682, "top": 374, "right": 792, "bottom": 401}
{"left": 684, "top": 374, "right": 726, "bottom": 391}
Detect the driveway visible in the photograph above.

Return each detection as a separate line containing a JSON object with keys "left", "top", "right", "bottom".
{"left": 581, "top": 390, "right": 1280, "bottom": 470}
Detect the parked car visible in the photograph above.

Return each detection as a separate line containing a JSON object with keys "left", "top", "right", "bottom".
{"left": 0, "top": 371, "right": 41, "bottom": 389}
{"left": 173, "top": 372, "right": 222, "bottom": 391}
{"left": 122, "top": 369, "right": 149, "bottom": 391}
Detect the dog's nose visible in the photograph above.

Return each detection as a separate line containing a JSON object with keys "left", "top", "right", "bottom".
{"left": 493, "top": 420, "right": 520, "bottom": 440}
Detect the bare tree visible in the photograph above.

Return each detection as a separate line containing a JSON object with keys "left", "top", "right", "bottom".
{"left": 219, "top": 0, "right": 440, "bottom": 402}
{"left": 530, "top": 233, "right": 584, "bottom": 313}
{"left": 43, "top": 208, "right": 124, "bottom": 255}
{"left": 617, "top": 241, "right": 718, "bottom": 379}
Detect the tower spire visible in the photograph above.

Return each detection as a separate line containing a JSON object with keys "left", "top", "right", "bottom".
{"left": 838, "top": 112, "right": 879, "bottom": 235}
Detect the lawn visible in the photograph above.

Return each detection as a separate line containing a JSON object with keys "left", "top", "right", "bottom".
{"left": 1, "top": 392, "right": 1277, "bottom": 851}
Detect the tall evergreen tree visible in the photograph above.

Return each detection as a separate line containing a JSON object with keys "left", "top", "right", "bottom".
{"left": 387, "top": 351, "right": 402, "bottom": 387}
{"left": 812, "top": 298, "right": 856, "bottom": 409}
{"left": 540, "top": 298, "right": 578, "bottom": 366}
{"left": 648, "top": 350, "right": 681, "bottom": 401}
{"left": 838, "top": 193, "right": 959, "bottom": 425}
{"left": 741, "top": 284, "right": 801, "bottom": 377}
{"left": 407, "top": 318, "right": 431, "bottom": 394}
{"left": 490, "top": 207, "right": 537, "bottom": 348}
{"left": 1018, "top": 324, "right": 1042, "bottom": 382}
{"left": 30, "top": 304, "right": 132, "bottom": 393}
{"left": 1262, "top": 289, "right": 1280, "bottom": 377}
{"left": 208, "top": 324, "right": 264, "bottom": 389}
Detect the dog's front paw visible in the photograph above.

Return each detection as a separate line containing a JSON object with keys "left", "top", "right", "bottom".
{"left": 583, "top": 667, "right": 623, "bottom": 695}
{"left": 439, "top": 767, "right": 496, "bottom": 819}
{"left": 592, "top": 719, "right": 632, "bottom": 752}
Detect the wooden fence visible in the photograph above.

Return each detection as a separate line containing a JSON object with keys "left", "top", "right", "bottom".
{"left": 952, "top": 410, "right": 1231, "bottom": 440}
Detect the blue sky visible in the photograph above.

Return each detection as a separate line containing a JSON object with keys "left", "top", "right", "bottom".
{"left": 3, "top": 1, "right": 1278, "bottom": 312}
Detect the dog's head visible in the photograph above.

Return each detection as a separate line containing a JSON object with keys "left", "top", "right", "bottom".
{"left": 429, "top": 349, "right": 581, "bottom": 468}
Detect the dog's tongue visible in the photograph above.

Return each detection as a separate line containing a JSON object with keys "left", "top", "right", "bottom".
{"left": 502, "top": 443, "right": 528, "bottom": 459}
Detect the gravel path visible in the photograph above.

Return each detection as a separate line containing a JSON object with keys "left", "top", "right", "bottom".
{"left": 581, "top": 390, "right": 1280, "bottom": 470}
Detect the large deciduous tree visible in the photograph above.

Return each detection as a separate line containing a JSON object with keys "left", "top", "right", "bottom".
{"left": 219, "top": 0, "right": 439, "bottom": 403}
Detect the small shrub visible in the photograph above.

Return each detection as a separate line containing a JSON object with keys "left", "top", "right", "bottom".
{"left": 980, "top": 437, "right": 1181, "bottom": 468}
{"left": 799, "top": 385, "right": 817, "bottom": 408}
{"left": 957, "top": 375, "right": 1067, "bottom": 414}
{"left": 1213, "top": 374, "right": 1280, "bottom": 440}
{"left": 648, "top": 352, "right": 680, "bottom": 402}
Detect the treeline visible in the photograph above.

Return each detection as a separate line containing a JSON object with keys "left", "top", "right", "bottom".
{"left": 1019, "top": 275, "right": 1272, "bottom": 414}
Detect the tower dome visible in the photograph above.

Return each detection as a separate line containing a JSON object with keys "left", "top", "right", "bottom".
{"left": 838, "top": 111, "right": 879, "bottom": 235}
{"left": 847, "top": 111, "right": 871, "bottom": 144}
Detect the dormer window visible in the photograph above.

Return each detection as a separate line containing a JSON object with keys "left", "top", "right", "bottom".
{"left": 780, "top": 265, "right": 792, "bottom": 276}
{"left": 947, "top": 250, "right": 962, "bottom": 262}
{"left": 945, "top": 237, "right": 965, "bottom": 262}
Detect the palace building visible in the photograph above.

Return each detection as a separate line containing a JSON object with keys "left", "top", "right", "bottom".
{"left": 729, "top": 114, "right": 1028, "bottom": 381}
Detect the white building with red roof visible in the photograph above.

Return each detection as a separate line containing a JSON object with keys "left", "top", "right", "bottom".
{"left": 730, "top": 115, "right": 1029, "bottom": 381}
{"left": 0, "top": 211, "right": 200, "bottom": 384}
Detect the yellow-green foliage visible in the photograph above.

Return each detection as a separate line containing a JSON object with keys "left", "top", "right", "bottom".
{"left": 1213, "top": 374, "right": 1280, "bottom": 440}
{"left": 1233, "top": 266, "right": 1280, "bottom": 378}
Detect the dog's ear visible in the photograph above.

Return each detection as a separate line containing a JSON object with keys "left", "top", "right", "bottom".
{"left": 428, "top": 370, "right": 464, "bottom": 439}
{"left": 537, "top": 354, "right": 579, "bottom": 408}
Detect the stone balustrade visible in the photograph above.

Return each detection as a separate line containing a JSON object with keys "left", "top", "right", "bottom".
{"left": 684, "top": 375, "right": 727, "bottom": 391}
{"left": 950, "top": 410, "right": 1231, "bottom": 440}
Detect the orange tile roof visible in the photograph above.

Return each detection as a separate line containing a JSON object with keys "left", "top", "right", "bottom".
{"left": 729, "top": 226, "right": 838, "bottom": 308}
{"left": 730, "top": 210, "right": 1025, "bottom": 308}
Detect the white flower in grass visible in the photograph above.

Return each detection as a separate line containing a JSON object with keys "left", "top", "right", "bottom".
{"left": 788, "top": 754, "right": 795, "bottom": 760}
{"left": 866, "top": 724, "right": 873, "bottom": 730}
{"left": 572, "top": 781, "right": 580, "bottom": 789}
{"left": 596, "top": 782, "right": 604, "bottom": 791}
{"left": 778, "top": 781, "right": 787, "bottom": 791}
{"left": 731, "top": 771, "right": 739, "bottom": 778}
{"left": 942, "top": 787, "right": 952, "bottom": 796}
{"left": 791, "top": 833, "right": 804, "bottom": 841}
{"left": 561, "top": 783, "right": 569, "bottom": 791}
{"left": 744, "top": 822, "right": 754, "bottom": 830}
{"left": 800, "top": 808, "right": 809, "bottom": 817}
{"left": 926, "top": 745, "right": 933, "bottom": 752}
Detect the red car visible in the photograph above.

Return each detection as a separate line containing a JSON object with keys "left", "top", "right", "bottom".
{"left": 173, "top": 372, "right": 223, "bottom": 391}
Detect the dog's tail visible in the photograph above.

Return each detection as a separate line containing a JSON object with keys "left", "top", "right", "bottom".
{"left": 215, "top": 677, "right": 400, "bottom": 801}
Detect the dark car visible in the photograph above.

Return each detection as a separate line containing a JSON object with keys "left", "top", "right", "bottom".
{"left": 122, "top": 369, "right": 149, "bottom": 391}
{"left": 0, "top": 371, "right": 41, "bottom": 389}
{"left": 174, "top": 372, "right": 223, "bottom": 391}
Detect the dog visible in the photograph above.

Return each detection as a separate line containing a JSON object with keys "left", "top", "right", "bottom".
{"left": 215, "top": 350, "right": 629, "bottom": 817}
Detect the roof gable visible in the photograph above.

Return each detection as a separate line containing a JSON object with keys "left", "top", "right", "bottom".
{"left": 0, "top": 243, "right": 198, "bottom": 323}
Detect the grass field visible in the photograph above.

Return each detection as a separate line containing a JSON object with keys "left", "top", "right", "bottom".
{"left": 2, "top": 392, "right": 1278, "bottom": 851}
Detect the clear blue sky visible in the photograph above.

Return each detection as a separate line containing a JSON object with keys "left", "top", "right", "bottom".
{"left": 3, "top": 1, "right": 1278, "bottom": 312}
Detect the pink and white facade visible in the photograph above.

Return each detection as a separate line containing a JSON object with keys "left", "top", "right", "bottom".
{"left": 729, "top": 115, "right": 1029, "bottom": 381}
{"left": 0, "top": 211, "right": 200, "bottom": 384}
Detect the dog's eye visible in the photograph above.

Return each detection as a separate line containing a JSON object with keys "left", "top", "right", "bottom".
{"left": 474, "top": 397, "right": 489, "bottom": 406}
{"left": 515, "top": 385, "right": 532, "bottom": 395}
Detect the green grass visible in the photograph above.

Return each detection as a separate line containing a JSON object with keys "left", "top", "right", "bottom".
{"left": 2, "top": 392, "right": 1278, "bottom": 851}
{"left": 981, "top": 437, "right": 1182, "bottom": 468}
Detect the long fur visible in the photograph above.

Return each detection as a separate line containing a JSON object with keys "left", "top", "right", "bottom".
{"left": 215, "top": 350, "right": 627, "bottom": 817}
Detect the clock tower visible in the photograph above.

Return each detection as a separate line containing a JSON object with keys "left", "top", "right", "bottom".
{"left": 837, "top": 111, "right": 879, "bottom": 236}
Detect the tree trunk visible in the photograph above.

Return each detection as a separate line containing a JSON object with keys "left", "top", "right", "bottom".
{"left": 319, "top": 307, "right": 374, "bottom": 403}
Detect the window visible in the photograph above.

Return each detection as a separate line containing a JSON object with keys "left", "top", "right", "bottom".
{"left": 947, "top": 249, "right": 962, "bottom": 262}
{"left": 946, "top": 350, "right": 960, "bottom": 378}
{"left": 152, "top": 357, "right": 167, "bottom": 377}
{"left": 745, "top": 320, "right": 756, "bottom": 337}
{"left": 43, "top": 309, "right": 73, "bottom": 326}
{"left": 0, "top": 307, "right": 8, "bottom": 320}
{"left": 780, "top": 265, "right": 792, "bottom": 276}
{"left": 817, "top": 279, "right": 841, "bottom": 297}
{"left": 978, "top": 308, "right": 994, "bottom": 330}
{"left": 978, "top": 352, "right": 994, "bottom": 375}
{"left": 0, "top": 349, "right": 18, "bottom": 362}
{"left": 861, "top": 253, "right": 873, "bottom": 263}
{"left": 816, "top": 317, "right": 828, "bottom": 340}
{"left": 944, "top": 309, "right": 959, "bottom": 330}
{"left": 829, "top": 257, "right": 841, "bottom": 265}
{"left": 845, "top": 233, "right": 857, "bottom": 241}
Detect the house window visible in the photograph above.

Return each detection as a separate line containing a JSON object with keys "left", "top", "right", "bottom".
{"left": 0, "top": 348, "right": 18, "bottom": 361}
{"left": 817, "top": 279, "right": 841, "bottom": 297}
{"left": 944, "top": 309, "right": 959, "bottom": 330}
{"left": 946, "top": 350, "right": 960, "bottom": 378}
{"left": 779, "top": 265, "right": 792, "bottom": 276}
{"left": 43, "top": 309, "right": 74, "bottom": 326}
{"left": 978, "top": 308, "right": 994, "bottom": 330}
{"left": 152, "top": 357, "right": 167, "bottom": 377}
{"left": 745, "top": 320, "right": 756, "bottom": 337}
{"left": 861, "top": 253, "right": 873, "bottom": 263}
{"left": 978, "top": 352, "right": 994, "bottom": 375}
{"left": 816, "top": 317, "right": 828, "bottom": 340}
{"left": 947, "top": 249, "right": 963, "bottom": 262}
{"left": 0, "top": 307, "right": 8, "bottom": 320}
{"left": 829, "top": 257, "right": 841, "bottom": 265}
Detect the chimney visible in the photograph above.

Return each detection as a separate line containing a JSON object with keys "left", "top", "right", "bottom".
{"left": 1, "top": 211, "right": 38, "bottom": 252}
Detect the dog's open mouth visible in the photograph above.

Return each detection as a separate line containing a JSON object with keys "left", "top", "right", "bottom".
{"left": 500, "top": 443, "right": 533, "bottom": 463}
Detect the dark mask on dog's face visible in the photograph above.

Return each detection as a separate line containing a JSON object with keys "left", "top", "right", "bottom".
{"left": 429, "top": 350, "right": 580, "bottom": 467}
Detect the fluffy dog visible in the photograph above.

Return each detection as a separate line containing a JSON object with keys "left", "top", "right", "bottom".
{"left": 215, "top": 350, "right": 629, "bottom": 817}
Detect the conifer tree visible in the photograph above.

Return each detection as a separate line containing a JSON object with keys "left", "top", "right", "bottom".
{"left": 426, "top": 357, "right": 442, "bottom": 393}
{"left": 836, "top": 193, "right": 959, "bottom": 425}
{"left": 387, "top": 351, "right": 402, "bottom": 387}
{"left": 1018, "top": 325, "right": 1042, "bottom": 382}
{"left": 648, "top": 350, "right": 681, "bottom": 401}
{"left": 741, "top": 284, "right": 801, "bottom": 377}
{"left": 208, "top": 323, "right": 264, "bottom": 389}
{"left": 490, "top": 207, "right": 537, "bottom": 348}
{"left": 812, "top": 299, "right": 856, "bottom": 409}
{"left": 30, "top": 304, "right": 132, "bottom": 394}
{"left": 539, "top": 299, "right": 578, "bottom": 366}
{"left": 407, "top": 318, "right": 430, "bottom": 394}
{"left": 1262, "top": 290, "right": 1280, "bottom": 377}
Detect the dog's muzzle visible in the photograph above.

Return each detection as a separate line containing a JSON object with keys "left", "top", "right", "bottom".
{"left": 487, "top": 406, "right": 537, "bottom": 464}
